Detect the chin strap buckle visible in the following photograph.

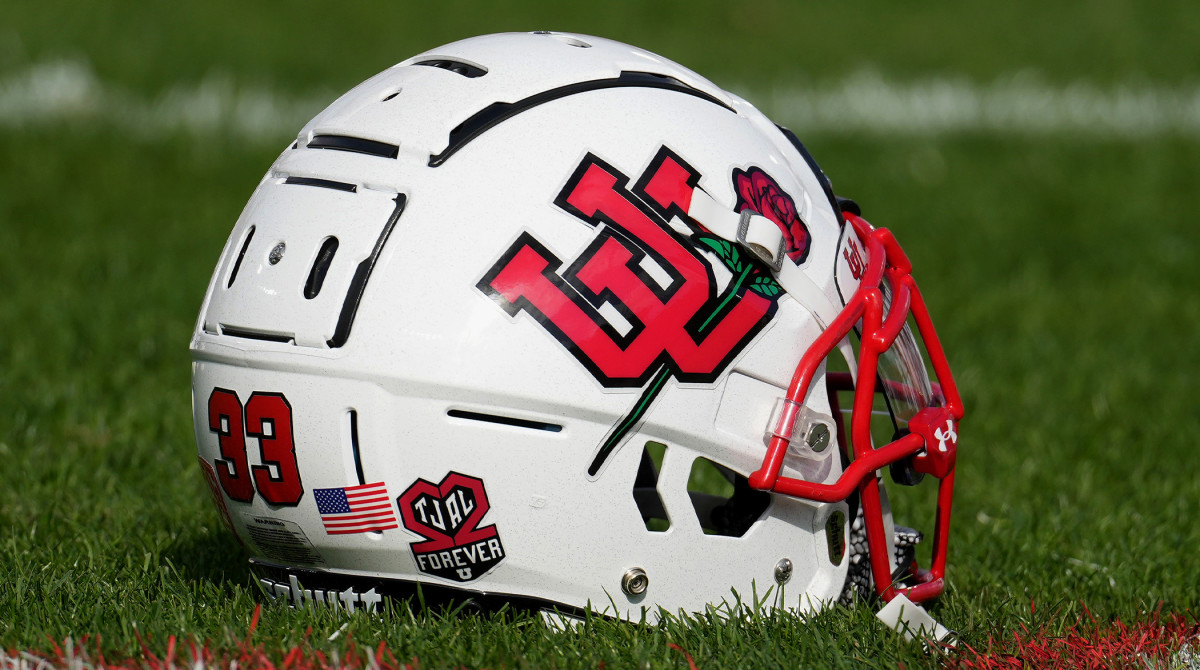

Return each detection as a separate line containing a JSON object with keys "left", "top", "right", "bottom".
{"left": 876, "top": 593, "right": 956, "bottom": 648}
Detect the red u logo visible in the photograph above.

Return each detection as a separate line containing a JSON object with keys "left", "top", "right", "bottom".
{"left": 479, "top": 147, "right": 780, "bottom": 389}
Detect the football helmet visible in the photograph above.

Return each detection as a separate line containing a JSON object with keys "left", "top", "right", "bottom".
{"left": 190, "top": 31, "right": 963, "bottom": 619}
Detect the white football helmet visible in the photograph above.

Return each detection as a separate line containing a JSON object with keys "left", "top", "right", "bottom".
{"left": 190, "top": 31, "right": 963, "bottom": 619}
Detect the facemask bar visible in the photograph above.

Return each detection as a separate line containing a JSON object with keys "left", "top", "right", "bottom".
{"left": 748, "top": 212, "right": 963, "bottom": 604}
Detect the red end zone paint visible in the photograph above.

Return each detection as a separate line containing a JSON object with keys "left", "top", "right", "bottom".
{"left": 951, "top": 608, "right": 1199, "bottom": 669}
{"left": 8, "top": 606, "right": 427, "bottom": 670}
{"left": 8, "top": 605, "right": 1197, "bottom": 669}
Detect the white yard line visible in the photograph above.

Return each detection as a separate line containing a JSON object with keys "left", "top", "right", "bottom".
{"left": 757, "top": 70, "right": 1200, "bottom": 137}
{"left": 3, "top": 59, "right": 1199, "bottom": 141}
{"left": 0, "top": 60, "right": 326, "bottom": 141}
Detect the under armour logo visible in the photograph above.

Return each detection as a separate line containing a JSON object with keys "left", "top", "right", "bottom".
{"left": 933, "top": 419, "right": 957, "bottom": 452}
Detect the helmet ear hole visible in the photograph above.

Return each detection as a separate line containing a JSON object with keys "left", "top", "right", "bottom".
{"left": 688, "top": 458, "right": 770, "bottom": 537}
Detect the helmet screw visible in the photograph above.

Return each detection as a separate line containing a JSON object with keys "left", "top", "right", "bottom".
{"left": 621, "top": 568, "right": 649, "bottom": 596}
{"left": 268, "top": 242, "right": 286, "bottom": 265}
{"left": 805, "top": 423, "right": 830, "bottom": 452}
{"left": 774, "top": 558, "right": 793, "bottom": 584}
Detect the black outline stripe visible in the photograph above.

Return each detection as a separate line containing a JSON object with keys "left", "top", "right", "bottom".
{"left": 429, "top": 71, "right": 734, "bottom": 167}
{"left": 308, "top": 135, "right": 399, "bottom": 159}
{"left": 447, "top": 409, "right": 562, "bottom": 433}
{"left": 328, "top": 194, "right": 406, "bottom": 348}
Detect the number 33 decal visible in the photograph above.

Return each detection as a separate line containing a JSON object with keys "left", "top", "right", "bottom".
{"left": 207, "top": 388, "right": 304, "bottom": 505}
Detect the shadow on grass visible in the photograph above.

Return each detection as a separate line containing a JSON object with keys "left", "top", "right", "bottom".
{"left": 165, "top": 525, "right": 255, "bottom": 593}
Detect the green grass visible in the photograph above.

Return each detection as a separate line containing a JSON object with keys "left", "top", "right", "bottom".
{"left": 7, "top": 0, "right": 1200, "bottom": 93}
{"left": 2, "top": 2, "right": 1200, "bottom": 668}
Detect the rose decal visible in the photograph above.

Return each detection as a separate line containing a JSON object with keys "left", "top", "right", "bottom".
{"left": 732, "top": 167, "right": 811, "bottom": 265}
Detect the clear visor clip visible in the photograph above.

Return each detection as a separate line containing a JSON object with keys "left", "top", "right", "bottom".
{"left": 766, "top": 398, "right": 836, "bottom": 457}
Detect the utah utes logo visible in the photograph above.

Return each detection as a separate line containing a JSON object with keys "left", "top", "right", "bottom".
{"left": 843, "top": 236, "right": 866, "bottom": 281}
{"left": 398, "top": 473, "right": 506, "bottom": 583}
{"left": 479, "top": 147, "right": 787, "bottom": 475}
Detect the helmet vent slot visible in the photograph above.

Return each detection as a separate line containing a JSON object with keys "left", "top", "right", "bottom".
{"left": 633, "top": 442, "right": 670, "bottom": 532}
{"left": 226, "top": 225, "right": 256, "bottom": 288}
{"left": 218, "top": 325, "right": 294, "bottom": 344}
{"left": 308, "top": 134, "right": 399, "bottom": 159}
{"left": 688, "top": 458, "right": 770, "bottom": 537}
{"left": 348, "top": 409, "right": 367, "bottom": 486}
{"left": 533, "top": 32, "right": 592, "bottom": 48}
{"left": 304, "top": 236, "right": 340, "bottom": 299}
{"left": 283, "top": 176, "right": 357, "bottom": 193}
{"left": 446, "top": 409, "right": 562, "bottom": 433}
{"left": 414, "top": 59, "right": 487, "bottom": 78}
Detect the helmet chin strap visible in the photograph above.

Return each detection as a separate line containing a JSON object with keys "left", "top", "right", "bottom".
{"left": 686, "top": 187, "right": 841, "bottom": 328}
{"left": 773, "top": 261, "right": 841, "bottom": 328}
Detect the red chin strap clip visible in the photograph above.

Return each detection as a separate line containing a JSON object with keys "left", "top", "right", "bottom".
{"left": 749, "top": 212, "right": 964, "bottom": 604}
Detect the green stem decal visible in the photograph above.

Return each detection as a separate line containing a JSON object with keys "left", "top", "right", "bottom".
{"left": 588, "top": 367, "right": 672, "bottom": 476}
{"left": 700, "top": 264, "right": 753, "bottom": 332}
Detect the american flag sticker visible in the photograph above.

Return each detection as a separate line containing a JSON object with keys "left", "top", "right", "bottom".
{"left": 313, "top": 482, "right": 399, "bottom": 534}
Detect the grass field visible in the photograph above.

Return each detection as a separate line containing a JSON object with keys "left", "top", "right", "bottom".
{"left": 2, "top": 2, "right": 1199, "bottom": 668}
